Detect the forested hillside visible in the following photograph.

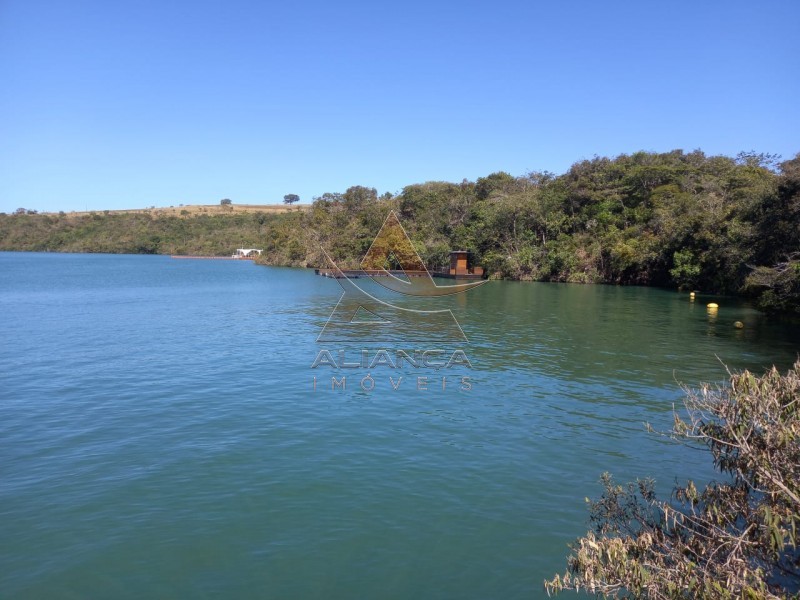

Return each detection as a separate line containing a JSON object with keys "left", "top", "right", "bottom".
{"left": 0, "top": 209, "right": 303, "bottom": 257}
{"left": 2, "top": 150, "right": 798, "bottom": 314}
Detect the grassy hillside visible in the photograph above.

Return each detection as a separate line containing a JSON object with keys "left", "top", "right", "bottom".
{"left": 0, "top": 207, "right": 304, "bottom": 256}
{"left": 40, "top": 203, "right": 307, "bottom": 219}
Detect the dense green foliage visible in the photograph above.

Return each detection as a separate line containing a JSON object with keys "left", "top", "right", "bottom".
{"left": 292, "top": 149, "right": 800, "bottom": 314}
{"left": 2, "top": 150, "right": 798, "bottom": 313}
{"left": 546, "top": 361, "right": 800, "bottom": 599}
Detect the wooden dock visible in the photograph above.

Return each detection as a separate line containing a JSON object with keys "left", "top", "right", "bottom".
{"left": 314, "top": 268, "right": 484, "bottom": 280}
{"left": 170, "top": 255, "right": 255, "bottom": 260}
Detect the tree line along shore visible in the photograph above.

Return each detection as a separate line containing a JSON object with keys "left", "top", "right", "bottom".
{"left": 1, "top": 149, "right": 798, "bottom": 315}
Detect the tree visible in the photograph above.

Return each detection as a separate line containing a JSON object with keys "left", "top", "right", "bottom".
{"left": 745, "top": 256, "right": 800, "bottom": 315}
{"left": 283, "top": 194, "right": 300, "bottom": 205}
{"left": 736, "top": 151, "right": 782, "bottom": 171}
{"left": 475, "top": 171, "right": 516, "bottom": 200}
{"left": 546, "top": 362, "right": 800, "bottom": 599}
{"left": 342, "top": 186, "right": 376, "bottom": 212}
{"left": 669, "top": 248, "right": 701, "bottom": 289}
{"left": 220, "top": 199, "right": 232, "bottom": 206}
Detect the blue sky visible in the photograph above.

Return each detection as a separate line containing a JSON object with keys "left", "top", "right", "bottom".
{"left": 1, "top": 0, "right": 798, "bottom": 213}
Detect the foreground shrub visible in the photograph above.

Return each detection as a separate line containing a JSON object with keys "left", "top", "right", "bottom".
{"left": 546, "top": 361, "right": 800, "bottom": 599}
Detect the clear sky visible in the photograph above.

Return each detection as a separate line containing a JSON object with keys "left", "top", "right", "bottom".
{"left": 1, "top": 0, "right": 798, "bottom": 213}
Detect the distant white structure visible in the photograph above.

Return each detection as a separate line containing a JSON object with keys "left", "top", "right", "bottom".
{"left": 232, "top": 248, "right": 263, "bottom": 258}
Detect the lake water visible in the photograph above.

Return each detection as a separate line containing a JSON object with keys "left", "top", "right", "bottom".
{"left": 2, "top": 252, "right": 799, "bottom": 599}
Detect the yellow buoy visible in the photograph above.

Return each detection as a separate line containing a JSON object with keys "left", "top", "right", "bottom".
{"left": 734, "top": 321, "right": 744, "bottom": 329}
{"left": 707, "top": 302, "right": 719, "bottom": 309}
{"left": 689, "top": 291, "right": 696, "bottom": 297}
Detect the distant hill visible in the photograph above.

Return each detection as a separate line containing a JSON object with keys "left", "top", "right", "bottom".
{"left": 0, "top": 204, "right": 306, "bottom": 257}
{"left": 41, "top": 203, "right": 308, "bottom": 218}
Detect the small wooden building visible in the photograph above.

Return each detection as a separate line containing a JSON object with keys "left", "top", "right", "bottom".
{"left": 449, "top": 251, "right": 484, "bottom": 277}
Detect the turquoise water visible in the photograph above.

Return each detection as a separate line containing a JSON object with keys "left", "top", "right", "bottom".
{"left": 1, "top": 252, "right": 798, "bottom": 599}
